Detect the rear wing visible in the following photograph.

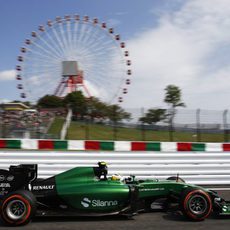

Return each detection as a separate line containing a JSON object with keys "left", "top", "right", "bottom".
{"left": 0, "top": 164, "right": 38, "bottom": 198}
{"left": 9, "top": 164, "right": 38, "bottom": 183}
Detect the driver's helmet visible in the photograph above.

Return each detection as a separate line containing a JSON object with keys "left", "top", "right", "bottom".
{"left": 111, "top": 174, "right": 122, "bottom": 181}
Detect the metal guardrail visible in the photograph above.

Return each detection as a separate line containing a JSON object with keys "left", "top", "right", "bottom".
{"left": 1, "top": 151, "right": 230, "bottom": 185}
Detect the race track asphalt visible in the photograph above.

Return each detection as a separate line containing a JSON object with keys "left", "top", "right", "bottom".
{"left": 0, "top": 190, "right": 229, "bottom": 230}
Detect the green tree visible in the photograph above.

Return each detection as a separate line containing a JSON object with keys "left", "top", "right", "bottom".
{"left": 37, "top": 95, "right": 63, "bottom": 108}
{"left": 63, "top": 91, "right": 87, "bottom": 119}
{"left": 106, "top": 104, "right": 131, "bottom": 123}
{"left": 86, "top": 97, "right": 108, "bottom": 122}
{"left": 164, "top": 85, "right": 185, "bottom": 108}
{"left": 164, "top": 85, "right": 185, "bottom": 140}
{"left": 139, "top": 108, "right": 166, "bottom": 124}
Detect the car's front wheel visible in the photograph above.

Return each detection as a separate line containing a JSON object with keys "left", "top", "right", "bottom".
{"left": 0, "top": 190, "right": 36, "bottom": 226}
{"left": 180, "top": 188, "right": 212, "bottom": 221}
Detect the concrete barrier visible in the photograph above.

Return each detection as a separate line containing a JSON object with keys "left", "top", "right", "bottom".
{"left": 1, "top": 150, "right": 230, "bottom": 185}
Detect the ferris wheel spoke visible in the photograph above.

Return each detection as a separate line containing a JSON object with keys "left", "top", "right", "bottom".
{"left": 30, "top": 41, "right": 61, "bottom": 60}
{"left": 72, "top": 23, "right": 81, "bottom": 53}
{"left": 22, "top": 66, "right": 61, "bottom": 76}
{"left": 85, "top": 37, "right": 115, "bottom": 56}
{"left": 58, "top": 22, "right": 70, "bottom": 56}
{"left": 80, "top": 23, "right": 97, "bottom": 46}
{"left": 66, "top": 21, "right": 72, "bottom": 51}
{"left": 76, "top": 45, "right": 117, "bottom": 60}
{"left": 36, "top": 34, "right": 63, "bottom": 58}
{"left": 45, "top": 28, "right": 63, "bottom": 57}
{"left": 25, "top": 46, "right": 62, "bottom": 62}
{"left": 72, "top": 20, "right": 79, "bottom": 50}
{"left": 84, "top": 68, "right": 118, "bottom": 85}
{"left": 23, "top": 59, "right": 61, "bottom": 69}
{"left": 76, "top": 22, "right": 92, "bottom": 53}
{"left": 83, "top": 31, "right": 109, "bottom": 52}
{"left": 23, "top": 65, "right": 61, "bottom": 75}
{"left": 91, "top": 67, "right": 124, "bottom": 84}
{"left": 77, "top": 22, "right": 87, "bottom": 48}
{"left": 25, "top": 56, "right": 63, "bottom": 69}
{"left": 81, "top": 25, "right": 102, "bottom": 48}
{"left": 94, "top": 47, "right": 118, "bottom": 57}
{"left": 67, "top": 20, "right": 76, "bottom": 57}
{"left": 50, "top": 25, "right": 67, "bottom": 56}
{"left": 24, "top": 65, "right": 61, "bottom": 74}
{"left": 40, "top": 29, "right": 64, "bottom": 57}
{"left": 73, "top": 20, "right": 84, "bottom": 53}
{"left": 84, "top": 26, "right": 117, "bottom": 51}
{"left": 28, "top": 39, "right": 62, "bottom": 60}
{"left": 69, "top": 20, "right": 78, "bottom": 54}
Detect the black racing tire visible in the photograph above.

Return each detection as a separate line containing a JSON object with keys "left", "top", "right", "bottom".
{"left": 180, "top": 188, "right": 212, "bottom": 221}
{"left": 0, "top": 190, "right": 36, "bottom": 226}
{"left": 167, "top": 176, "right": 185, "bottom": 183}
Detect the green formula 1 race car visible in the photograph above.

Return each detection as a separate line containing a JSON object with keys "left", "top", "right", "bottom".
{"left": 0, "top": 162, "right": 229, "bottom": 226}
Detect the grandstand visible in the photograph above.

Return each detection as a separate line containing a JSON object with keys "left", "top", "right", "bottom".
{"left": 0, "top": 102, "right": 58, "bottom": 138}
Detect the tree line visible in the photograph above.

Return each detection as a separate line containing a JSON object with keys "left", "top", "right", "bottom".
{"left": 37, "top": 91, "right": 131, "bottom": 123}
{"left": 12, "top": 84, "right": 185, "bottom": 127}
{"left": 36, "top": 84, "right": 185, "bottom": 125}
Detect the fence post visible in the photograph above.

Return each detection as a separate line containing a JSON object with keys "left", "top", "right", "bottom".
{"left": 113, "top": 106, "right": 117, "bottom": 141}
{"left": 85, "top": 118, "right": 89, "bottom": 140}
{"left": 168, "top": 108, "right": 175, "bottom": 142}
{"left": 141, "top": 107, "right": 146, "bottom": 141}
{"left": 223, "top": 109, "right": 228, "bottom": 142}
{"left": 196, "top": 109, "right": 201, "bottom": 142}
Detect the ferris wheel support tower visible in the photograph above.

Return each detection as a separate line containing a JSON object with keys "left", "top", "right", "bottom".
{"left": 54, "top": 61, "right": 91, "bottom": 97}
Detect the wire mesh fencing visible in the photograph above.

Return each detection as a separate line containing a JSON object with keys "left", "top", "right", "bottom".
{"left": 1, "top": 108, "right": 230, "bottom": 142}
{"left": 64, "top": 108, "right": 230, "bottom": 142}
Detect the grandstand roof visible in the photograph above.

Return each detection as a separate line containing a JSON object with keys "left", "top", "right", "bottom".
{"left": 0, "top": 102, "right": 30, "bottom": 111}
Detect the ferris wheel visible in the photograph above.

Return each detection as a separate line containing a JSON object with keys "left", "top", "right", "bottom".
{"left": 16, "top": 15, "right": 132, "bottom": 104}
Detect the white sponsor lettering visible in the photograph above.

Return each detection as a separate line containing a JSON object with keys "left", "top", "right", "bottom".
{"left": 81, "top": 197, "right": 118, "bottom": 208}
{"left": 92, "top": 199, "right": 118, "bottom": 207}
{"left": 0, "top": 175, "right": 5, "bottom": 182}
{"left": 33, "top": 185, "right": 55, "bottom": 190}
{"left": 81, "top": 197, "right": 91, "bottom": 208}
{"left": 0, "top": 183, "right": 10, "bottom": 188}
{"left": 139, "top": 188, "right": 165, "bottom": 192}
{"left": 7, "top": 175, "right": 14, "bottom": 182}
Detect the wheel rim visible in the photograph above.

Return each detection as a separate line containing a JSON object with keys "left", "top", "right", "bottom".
{"left": 188, "top": 194, "right": 207, "bottom": 215}
{"left": 6, "top": 200, "right": 27, "bottom": 220}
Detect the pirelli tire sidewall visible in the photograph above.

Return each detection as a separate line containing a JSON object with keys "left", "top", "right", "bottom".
{"left": 180, "top": 188, "right": 212, "bottom": 221}
{"left": 0, "top": 190, "right": 36, "bottom": 226}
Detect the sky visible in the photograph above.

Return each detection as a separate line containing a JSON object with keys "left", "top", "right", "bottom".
{"left": 1, "top": 0, "right": 230, "bottom": 110}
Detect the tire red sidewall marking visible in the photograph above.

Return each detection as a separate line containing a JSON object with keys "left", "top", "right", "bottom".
{"left": 183, "top": 190, "right": 212, "bottom": 220}
{"left": 2, "top": 194, "right": 31, "bottom": 225}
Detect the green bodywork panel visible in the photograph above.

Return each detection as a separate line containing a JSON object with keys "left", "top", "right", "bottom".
{"left": 137, "top": 179, "right": 204, "bottom": 199}
{"left": 54, "top": 166, "right": 211, "bottom": 213}
{"left": 55, "top": 167, "right": 130, "bottom": 212}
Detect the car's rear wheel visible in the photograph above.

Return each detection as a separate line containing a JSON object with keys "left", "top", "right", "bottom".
{"left": 0, "top": 190, "right": 36, "bottom": 226}
{"left": 180, "top": 188, "right": 212, "bottom": 221}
